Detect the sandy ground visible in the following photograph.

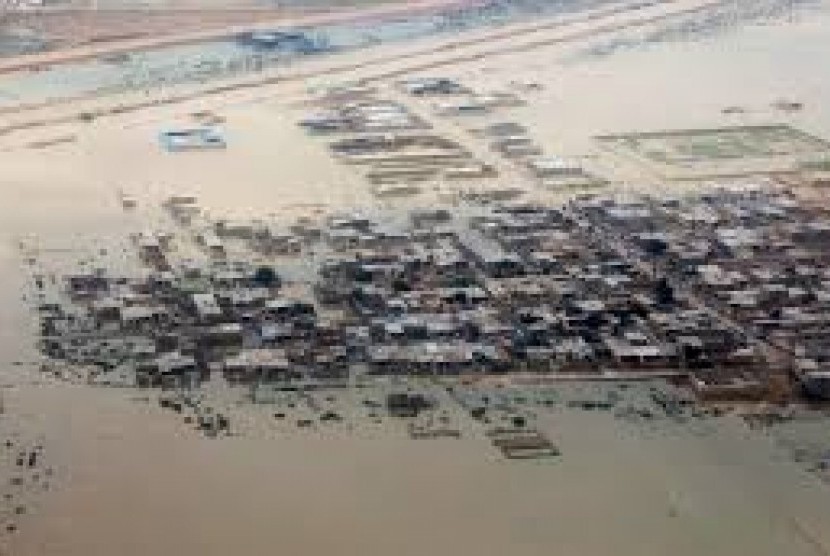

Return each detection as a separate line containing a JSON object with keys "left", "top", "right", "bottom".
{"left": 0, "top": 0, "right": 830, "bottom": 554}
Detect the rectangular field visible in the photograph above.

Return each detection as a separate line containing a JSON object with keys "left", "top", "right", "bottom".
{"left": 596, "top": 124, "right": 830, "bottom": 180}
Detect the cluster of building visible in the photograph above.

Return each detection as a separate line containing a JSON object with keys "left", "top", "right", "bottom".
{"left": 470, "top": 120, "right": 602, "bottom": 187}
{"left": 34, "top": 186, "right": 830, "bottom": 402}
{"left": 300, "top": 85, "right": 496, "bottom": 189}
{"left": 299, "top": 98, "right": 427, "bottom": 134}
{"left": 575, "top": 187, "right": 830, "bottom": 399}
{"left": 312, "top": 199, "right": 762, "bottom": 387}
{"left": 299, "top": 76, "right": 608, "bottom": 194}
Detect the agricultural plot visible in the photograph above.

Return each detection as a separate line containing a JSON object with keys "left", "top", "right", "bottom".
{"left": 596, "top": 125, "right": 830, "bottom": 180}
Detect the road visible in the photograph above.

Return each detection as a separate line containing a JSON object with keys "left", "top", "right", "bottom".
{"left": 0, "top": 0, "right": 487, "bottom": 75}
{"left": 0, "top": 0, "right": 728, "bottom": 136}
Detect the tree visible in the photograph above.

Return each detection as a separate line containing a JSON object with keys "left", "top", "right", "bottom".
{"left": 253, "top": 266, "right": 278, "bottom": 287}
{"left": 655, "top": 277, "right": 675, "bottom": 306}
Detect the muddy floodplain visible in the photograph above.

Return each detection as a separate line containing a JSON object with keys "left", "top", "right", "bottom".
{"left": 1, "top": 0, "right": 830, "bottom": 554}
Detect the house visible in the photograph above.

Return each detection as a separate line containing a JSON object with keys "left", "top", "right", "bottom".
{"left": 137, "top": 233, "right": 166, "bottom": 266}
{"left": 91, "top": 298, "right": 123, "bottom": 323}
{"left": 66, "top": 273, "right": 109, "bottom": 299}
{"left": 367, "top": 342, "right": 505, "bottom": 374}
{"left": 260, "top": 323, "right": 298, "bottom": 343}
{"left": 526, "top": 156, "right": 583, "bottom": 178}
{"left": 197, "top": 232, "right": 225, "bottom": 258}
{"left": 604, "top": 333, "right": 678, "bottom": 369}
{"left": 159, "top": 127, "right": 225, "bottom": 152}
{"left": 794, "top": 359, "right": 830, "bottom": 400}
{"left": 386, "top": 392, "right": 431, "bottom": 417}
{"left": 399, "top": 77, "right": 466, "bottom": 96}
{"left": 223, "top": 348, "right": 291, "bottom": 384}
{"left": 120, "top": 305, "right": 168, "bottom": 331}
{"left": 136, "top": 352, "right": 198, "bottom": 389}
{"left": 198, "top": 323, "right": 244, "bottom": 349}
{"left": 216, "top": 288, "right": 270, "bottom": 312}
{"left": 192, "top": 293, "right": 223, "bottom": 322}
{"left": 690, "top": 370, "right": 766, "bottom": 401}
{"left": 456, "top": 230, "right": 523, "bottom": 277}
{"left": 263, "top": 299, "right": 316, "bottom": 321}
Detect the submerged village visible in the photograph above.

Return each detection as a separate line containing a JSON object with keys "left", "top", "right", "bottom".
{"left": 13, "top": 70, "right": 830, "bottom": 476}
{"left": 14, "top": 69, "right": 830, "bottom": 475}
{"left": 26, "top": 107, "right": 830, "bottom": 466}
{"left": 4, "top": 0, "right": 830, "bottom": 551}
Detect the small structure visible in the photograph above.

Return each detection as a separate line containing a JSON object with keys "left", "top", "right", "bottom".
{"left": 223, "top": 348, "right": 291, "bottom": 384}
{"left": 192, "top": 293, "right": 223, "bottom": 322}
{"left": 197, "top": 232, "right": 226, "bottom": 259}
{"left": 795, "top": 360, "right": 830, "bottom": 400}
{"left": 137, "top": 352, "right": 198, "bottom": 389}
{"left": 487, "top": 428, "right": 560, "bottom": 459}
{"left": 399, "top": 77, "right": 467, "bottom": 96}
{"left": 527, "top": 156, "right": 584, "bottom": 178}
{"left": 386, "top": 392, "right": 430, "bottom": 417}
{"left": 159, "top": 128, "right": 226, "bottom": 152}
{"left": 236, "top": 30, "right": 326, "bottom": 53}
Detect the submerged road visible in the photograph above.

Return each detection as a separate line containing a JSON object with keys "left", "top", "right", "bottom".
{"left": 0, "top": 0, "right": 488, "bottom": 75}
{"left": 0, "top": 0, "right": 728, "bottom": 136}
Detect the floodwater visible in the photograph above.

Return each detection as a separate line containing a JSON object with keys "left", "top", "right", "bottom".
{"left": 1, "top": 0, "right": 830, "bottom": 554}
{"left": 476, "top": 0, "right": 830, "bottom": 176}
{"left": 0, "top": 0, "right": 613, "bottom": 107}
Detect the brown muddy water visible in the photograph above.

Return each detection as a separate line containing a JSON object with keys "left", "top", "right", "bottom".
{"left": 1, "top": 2, "right": 830, "bottom": 555}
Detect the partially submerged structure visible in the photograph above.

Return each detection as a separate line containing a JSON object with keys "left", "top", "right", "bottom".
{"left": 34, "top": 186, "right": 830, "bottom": 404}
{"left": 159, "top": 127, "right": 226, "bottom": 152}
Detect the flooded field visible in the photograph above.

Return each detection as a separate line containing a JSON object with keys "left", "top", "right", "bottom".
{"left": 0, "top": 0, "right": 614, "bottom": 106}
{"left": 4, "top": 365, "right": 830, "bottom": 555}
